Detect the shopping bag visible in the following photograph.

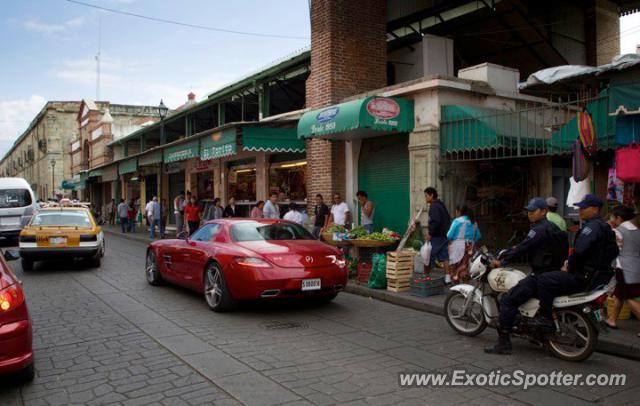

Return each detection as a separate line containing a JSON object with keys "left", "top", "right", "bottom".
{"left": 616, "top": 142, "right": 640, "bottom": 183}
{"left": 572, "top": 140, "right": 590, "bottom": 182}
{"left": 367, "top": 253, "right": 387, "bottom": 289}
{"left": 420, "top": 241, "right": 432, "bottom": 265}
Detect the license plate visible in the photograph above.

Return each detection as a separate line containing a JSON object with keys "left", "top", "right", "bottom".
{"left": 594, "top": 308, "right": 603, "bottom": 322}
{"left": 0, "top": 217, "right": 19, "bottom": 225}
{"left": 301, "top": 278, "right": 321, "bottom": 291}
{"left": 49, "top": 237, "right": 67, "bottom": 245}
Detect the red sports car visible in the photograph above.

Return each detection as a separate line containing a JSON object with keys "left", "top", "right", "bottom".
{"left": 0, "top": 250, "right": 34, "bottom": 382}
{"left": 146, "top": 219, "right": 348, "bottom": 311}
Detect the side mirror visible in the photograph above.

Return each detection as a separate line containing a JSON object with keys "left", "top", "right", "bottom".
{"left": 177, "top": 231, "right": 189, "bottom": 240}
{"left": 3, "top": 250, "right": 20, "bottom": 262}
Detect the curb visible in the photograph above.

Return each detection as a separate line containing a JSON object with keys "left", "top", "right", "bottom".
{"left": 103, "top": 228, "right": 155, "bottom": 245}
{"left": 345, "top": 283, "right": 640, "bottom": 361}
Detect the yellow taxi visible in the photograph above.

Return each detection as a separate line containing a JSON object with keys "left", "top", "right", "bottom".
{"left": 18, "top": 205, "right": 105, "bottom": 271}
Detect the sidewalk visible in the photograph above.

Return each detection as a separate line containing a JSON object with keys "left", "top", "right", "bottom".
{"left": 346, "top": 282, "right": 640, "bottom": 361}
{"left": 102, "top": 223, "right": 176, "bottom": 244}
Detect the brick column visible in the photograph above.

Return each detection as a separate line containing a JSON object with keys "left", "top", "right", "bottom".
{"left": 585, "top": 0, "right": 620, "bottom": 66}
{"left": 306, "top": 0, "right": 387, "bottom": 205}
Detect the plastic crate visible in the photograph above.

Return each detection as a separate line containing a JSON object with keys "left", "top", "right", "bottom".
{"left": 357, "top": 263, "right": 372, "bottom": 284}
{"left": 410, "top": 274, "right": 446, "bottom": 297}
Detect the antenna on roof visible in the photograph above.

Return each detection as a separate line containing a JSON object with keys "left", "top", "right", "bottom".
{"left": 96, "top": 15, "right": 102, "bottom": 101}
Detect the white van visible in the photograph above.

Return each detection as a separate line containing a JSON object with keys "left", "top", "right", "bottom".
{"left": 0, "top": 178, "right": 37, "bottom": 240}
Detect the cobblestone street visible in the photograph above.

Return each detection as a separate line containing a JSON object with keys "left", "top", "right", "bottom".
{"left": 1, "top": 234, "right": 639, "bottom": 405}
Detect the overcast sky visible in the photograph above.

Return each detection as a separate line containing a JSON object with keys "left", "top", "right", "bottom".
{"left": 0, "top": 1, "right": 639, "bottom": 157}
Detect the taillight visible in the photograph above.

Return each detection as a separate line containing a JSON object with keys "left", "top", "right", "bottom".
{"left": 80, "top": 234, "right": 97, "bottom": 242}
{"left": 19, "top": 235, "right": 36, "bottom": 243}
{"left": 234, "top": 258, "right": 272, "bottom": 268}
{"left": 594, "top": 293, "right": 608, "bottom": 307}
{"left": 0, "top": 285, "right": 25, "bottom": 313}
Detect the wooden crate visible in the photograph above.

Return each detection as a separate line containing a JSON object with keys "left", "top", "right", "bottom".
{"left": 386, "top": 251, "right": 414, "bottom": 274}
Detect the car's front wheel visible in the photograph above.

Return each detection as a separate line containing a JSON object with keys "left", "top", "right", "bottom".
{"left": 146, "top": 250, "right": 162, "bottom": 286}
{"left": 21, "top": 258, "right": 34, "bottom": 272}
{"left": 204, "top": 262, "right": 236, "bottom": 312}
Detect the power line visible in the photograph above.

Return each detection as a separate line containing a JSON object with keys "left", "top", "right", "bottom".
{"left": 65, "top": 0, "right": 309, "bottom": 40}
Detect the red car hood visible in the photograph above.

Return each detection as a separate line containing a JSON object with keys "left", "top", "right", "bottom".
{"left": 236, "top": 240, "right": 341, "bottom": 268}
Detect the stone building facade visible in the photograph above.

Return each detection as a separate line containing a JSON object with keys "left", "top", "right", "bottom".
{"left": 0, "top": 101, "right": 81, "bottom": 199}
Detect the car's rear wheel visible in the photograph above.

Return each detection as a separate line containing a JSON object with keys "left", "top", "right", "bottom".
{"left": 89, "top": 252, "right": 102, "bottom": 268}
{"left": 146, "top": 250, "right": 162, "bottom": 286}
{"left": 204, "top": 262, "right": 236, "bottom": 312}
{"left": 21, "top": 258, "right": 34, "bottom": 272}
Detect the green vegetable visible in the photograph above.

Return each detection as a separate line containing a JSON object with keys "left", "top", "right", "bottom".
{"left": 350, "top": 226, "right": 369, "bottom": 238}
{"left": 325, "top": 224, "right": 346, "bottom": 233}
{"left": 361, "top": 232, "right": 394, "bottom": 242}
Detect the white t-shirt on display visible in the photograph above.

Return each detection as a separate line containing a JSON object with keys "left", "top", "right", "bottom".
{"left": 331, "top": 202, "right": 350, "bottom": 226}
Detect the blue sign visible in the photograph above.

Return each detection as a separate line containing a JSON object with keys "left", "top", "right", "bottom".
{"left": 316, "top": 107, "right": 339, "bottom": 123}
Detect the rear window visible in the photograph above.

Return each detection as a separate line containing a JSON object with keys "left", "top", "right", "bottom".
{"left": 232, "top": 221, "right": 314, "bottom": 242}
{"left": 0, "top": 189, "right": 32, "bottom": 209}
{"left": 31, "top": 211, "right": 93, "bottom": 228}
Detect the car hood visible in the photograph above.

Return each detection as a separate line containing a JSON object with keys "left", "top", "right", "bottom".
{"left": 236, "top": 240, "right": 341, "bottom": 268}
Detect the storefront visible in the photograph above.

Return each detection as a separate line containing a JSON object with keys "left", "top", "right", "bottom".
{"left": 298, "top": 96, "right": 414, "bottom": 232}
{"left": 118, "top": 157, "right": 139, "bottom": 202}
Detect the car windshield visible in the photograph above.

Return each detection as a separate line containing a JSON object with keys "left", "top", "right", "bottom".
{"left": 31, "top": 211, "right": 93, "bottom": 228}
{"left": 232, "top": 221, "right": 315, "bottom": 242}
{"left": 0, "top": 188, "right": 32, "bottom": 209}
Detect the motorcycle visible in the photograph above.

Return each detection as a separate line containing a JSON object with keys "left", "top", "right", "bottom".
{"left": 444, "top": 250, "right": 609, "bottom": 362}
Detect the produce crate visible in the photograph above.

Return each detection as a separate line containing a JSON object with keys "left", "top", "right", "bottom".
{"left": 386, "top": 251, "right": 414, "bottom": 292}
{"left": 410, "top": 274, "right": 446, "bottom": 297}
{"left": 356, "top": 263, "right": 372, "bottom": 284}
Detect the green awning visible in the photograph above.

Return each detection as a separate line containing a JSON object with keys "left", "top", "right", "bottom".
{"left": 118, "top": 158, "right": 137, "bottom": 175}
{"left": 75, "top": 180, "right": 86, "bottom": 190}
{"left": 243, "top": 127, "right": 304, "bottom": 152}
{"left": 60, "top": 179, "right": 75, "bottom": 190}
{"left": 165, "top": 140, "right": 199, "bottom": 163}
{"left": 297, "top": 96, "right": 414, "bottom": 140}
{"left": 88, "top": 169, "right": 102, "bottom": 178}
{"left": 548, "top": 90, "right": 616, "bottom": 153}
{"left": 139, "top": 150, "right": 163, "bottom": 166}
{"left": 440, "top": 105, "right": 547, "bottom": 154}
{"left": 102, "top": 165, "right": 118, "bottom": 182}
{"left": 200, "top": 129, "right": 236, "bottom": 160}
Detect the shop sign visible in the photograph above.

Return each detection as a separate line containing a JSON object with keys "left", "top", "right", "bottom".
{"left": 366, "top": 97, "right": 400, "bottom": 121}
{"left": 164, "top": 162, "right": 185, "bottom": 174}
{"left": 193, "top": 159, "right": 214, "bottom": 172}
{"left": 316, "top": 107, "right": 339, "bottom": 123}
{"left": 166, "top": 148, "right": 195, "bottom": 162}
{"left": 201, "top": 143, "right": 236, "bottom": 161}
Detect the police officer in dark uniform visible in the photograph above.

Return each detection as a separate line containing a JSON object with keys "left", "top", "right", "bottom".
{"left": 485, "top": 197, "right": 562, "bottom": 355}
{"left": 485, "top": 194, "right": 617, "bottom": 355}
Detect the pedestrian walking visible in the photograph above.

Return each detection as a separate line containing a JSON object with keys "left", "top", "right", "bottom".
{"left": 356, "top": 191, "right": 375, "bottom": 233}
{"left": 263, "top": 193, "right": 280, "bottom": 219}
{"left": 184, "top": 196, "right": 201, "bottom": 236}
{"left": 606, "top": 205, "right": 640, "bottom": 334}
{"left": 546, "top": 197, "right": 567, "bottom": 231}
{"left": 424, "top": 187, "right": 451, "bottom": 274}
{"left": 251, "top": 201, "right": 264, "bottom": 218}
{"left": 283, "top": 203, "right": 303, "bottom": 224}
{"left": 108, "top": 199, "right": 116, "bottom": 225}
{"left": 161, "top": 198, "right": 168, "bottom": 238}
{"left": 145, "top": 196, "right": 161, "bottom": 239}
{"left": 127, "top": 200, "right": 137, "bottom": 233}
{"left": 212, "top": 197, "right": 224, "bottom": 219}
{"left": 446, "top": 204, "right": 481, "bottom": 284}
{"left": 117, "top": 199, "right": 128, "bottom": 233}
{"left": 223, "top": 197, "right": 238, "bottom": 218}
{"left": 313, "top": 194, "right": 330, "bottom": 238}
{"left": 174, "top": 191, "right": 185, "bottom": 234}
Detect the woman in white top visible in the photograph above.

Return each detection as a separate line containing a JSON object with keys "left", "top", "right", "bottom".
{"left": 606, "top": 205, "right": 640, "bottom": 335}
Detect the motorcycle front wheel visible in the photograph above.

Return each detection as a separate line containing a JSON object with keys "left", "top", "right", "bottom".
{"left": 547, "top": 309, "right": 598, "bottom": 362}
{"left": 444, "top": 290, "right": 487, "bottom": 336}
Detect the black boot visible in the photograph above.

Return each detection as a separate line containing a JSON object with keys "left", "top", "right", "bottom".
{"left": 484, "top": 329, "right": 512, "bottom": 355}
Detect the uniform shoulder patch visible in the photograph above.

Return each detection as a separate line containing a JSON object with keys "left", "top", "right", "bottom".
{"left": 527, "top": 229, "right": 537, "bottom": 239}
{"left": 582, "top": 226, "right": 592, "bottom": 235}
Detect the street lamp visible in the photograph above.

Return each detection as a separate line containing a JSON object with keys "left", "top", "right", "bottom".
{"left": 50, "top": 159, "right": 56, "bottom": 199}
{"left": 157, "top": 99, "right": 168, "bottom": 236}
